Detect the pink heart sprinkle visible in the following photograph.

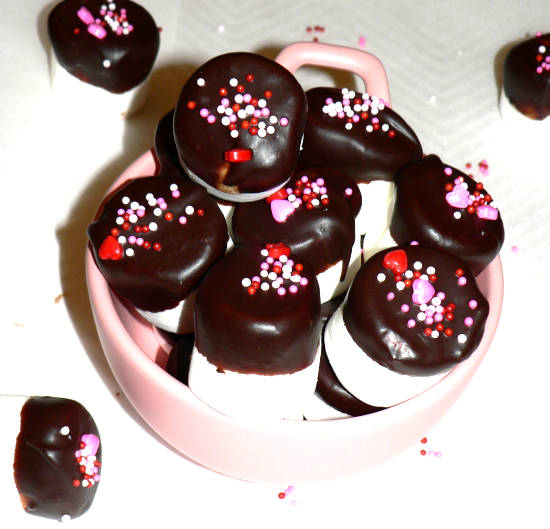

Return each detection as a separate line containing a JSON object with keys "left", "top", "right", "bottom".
{"left": 412, "top": 279, "right": 435, "bottom": 305}
{"left": 476, "top": 204, "right": 498, "bottom": 220}
{"left": 445, "top": 184, "right": 470, "bottom": 209}
{"left": 81, "top": 434, "right": 100, "bottom": 456}
{"left": 271, "top": 199, "right": 295, "bottom": 223}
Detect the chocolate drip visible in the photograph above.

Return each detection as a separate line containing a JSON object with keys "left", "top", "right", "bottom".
{"left": 14, "top": 397, "right": 101, "bottom": 521}
{"left": 390, "top": 154, "right": 504, "bottom": 276}
{"left": 194, "top": 245, "right": 321, "bottom": 375}
{"left": 173, "top": 52, "right": 307, "bottom": 195}
{"left": 232, "top": 168, "right": 361, "bottom": 279}
{"left": 316, "top": 331, "right": 385, "bottom": 417}
{"left": 48, "top": 0, "right": 160, "bottom": 94}
{"left": 503, "top": 33, "right": 550, "bottom": 120}
{"left": 88, "top": 175, "right": 228, "bottom": 312}
{"left": 343, "top": 245, "right": 489, "bottom": 376}
{"left": 299, "top": 87, "right": 423, "bottom": 182}
{"left": 153, "top": 109, "right": 189, "bottom": 178}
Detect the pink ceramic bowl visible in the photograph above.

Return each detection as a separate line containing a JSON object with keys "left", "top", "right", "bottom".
{"left": 85, "top": 43, "right": 504, "bottom": 482}
{"left": 86, "top": 151, "right": 503, "bottom": 483}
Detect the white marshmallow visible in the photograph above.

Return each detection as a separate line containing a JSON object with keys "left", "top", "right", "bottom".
{"left": 0, "top": 396, "right": 33, "bottom": 520}
{"left": 49, "top": 48, "right": 151, "bottom": 118}
{"left": 324, "top": 303, "right": 448, "bottom": 408}
{"left": 301, "top": 393, "right": 350, "bottom": 420}
{"left": 136, "top": 288, "right": 197, "bottom": 334}
{"left": 189, "top": 342, "right": 321, "bottom": 421}
{"left": 316, "top": 235, "right": 363, "bottom": 303}
{"left": 356, "top": 181, "right": 395, "bottom": 259}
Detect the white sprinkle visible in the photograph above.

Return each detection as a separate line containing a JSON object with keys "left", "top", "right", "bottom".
{"left": 122, "top": 196, "right": 130, "bottom": 204}
{"left": 154, "top": 207, "right": 162, "bottom": 217}
{"left": 230, "top": 130, "right": 239, "bottom": 138}
{"left": 269, "top": 115, "right": 278, "bottom": 124}
{"left": 366, "top": 124, "right": 374, "bottom": 133}
{"left": 271, "top": 280, "right": 280, "bottom": 289}
{"left": 185, "top": 205, "right": 195, "bottom": 215}
{"left": 60, "top": 426, "right": 70, "bottom": 436}
{"left": 454, "top": 211, "right": 462, "bottom": 219}
{"left": 267, "top": 125, "right": 275, "bottom": 134}
{"left": 116, "top": 217, "right": 124, "bottom": 225}
{"left": 431, "top": 330, "right": 439, "bottom": 339}
{"left": 377, "top": 272, "right": 386, "bottom": 282}
{"left": 145, "top": 193, "right": 154, "bottom": 201}
{"left": 420, "top": 274, "right": 429, "bottom": 281}
{"left": 413, "top": 261, "right": 422, "bottom": 270}
{"left": 221, "top": 116, "right": 230, "bottom": 126}
{"left": 258, "top": 128, "right": 267, "bottom": 138}
{"left": 261, "top": 282, "right": 270, "bottom": 291}
{"left": 234, "top": 94, "right": 243, "bottom": 104}
{"left": 345, "top": 123, "right": 353, "bottom": 130}
{"left": 242, "top": 278, "right": 251, "bottom": 287}
{"left": 381, "top": 123, "right": 389, "bottom": 132}
{"left": 225, "top": 107, "right": 233, "bottom": 116}
{"left": 149, "top": 222, "right": 158, "bottom": 231}
{"left": 61, "top": 514, "right": 72, "bottom": 522}
{"left": 432, "top": 297, "right": 441, "bottom": 306}
{"left": 258, "top": 121, "right": 266, "bottom": 129}
{"left": 229, "top": 77, "right": 238, "bottom": 87}
{"left": 169, "top": 184, "right": 178, "bottom": 191}
{"left": 457, "top": 334, "right": 467, "bottom": 344}
{"left": 258, "top": 99, "right": 267, "bottom": 108}
{"left": 260, "top": 270, "right": 268, "bottom": 278}
{"left": 290, "top": 275, "right": 301, "bottom": 283}
{"left": 311, "top": 199, "right": 320, "bottom": 207}
{"left": 268, "top": 271, "right": 277, "bottom": 281}
{"left": 396, "top": 281, "right": 405, "bottom": 290}
{"left": 217, "top": 105, "right": 226, "bottom": 114}
{"left": 426, "top": 266, "right": 435, "bottom": 275}
{"left": 420, "top": 303, "right": 428, "bottom": 311}
{"left": 245, "top": 104, "right": 255, "bottom": 115}
{"left": 279, "top": 255, "right": 288, "bottom": 263}
{"left": 197, "top": 77, "right": 205, "bottom": 87}
{"left": 129, "top": 214, "right": 138, "bottom": 223}
{"left": 103, "top": 59, "right": 111, "bottom": 69}
{"left": 260, "top": 249, "right": 269, "bottom": 256}
{"left": 126, "top": 248, "right": 135, "bottom": 257}
{"left": 539, "top": 45, "right": 546, "bottom": 53}
{"left": 404, "top": 270, "right": 413, "bottom": 278}
{"left": 417, "top": 312, "right": 426, "bottom": 321}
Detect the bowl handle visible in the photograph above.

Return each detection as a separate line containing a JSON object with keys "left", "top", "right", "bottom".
{"left": 275, "top": 41, "right": 391, "bottom": 106}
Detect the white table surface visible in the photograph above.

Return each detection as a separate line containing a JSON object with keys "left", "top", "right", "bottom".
{"left": 1, "top": 1, "right": 549, "bottom": 527}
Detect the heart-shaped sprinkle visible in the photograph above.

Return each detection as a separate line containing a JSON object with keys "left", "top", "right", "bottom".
{"left": 412, "top": 278, "right": 435, "bottom": 305}
{"left": 80, "top": 434, "right": 100, "bottom": 457}
{"left": 445, "top": 184, "right": 470, "bottom": 209}
{"left": 382, "top": 249, "right": 408, "bottom": 274}
{"left": 476, "top": 204, "right": 498, "bottom": 220}
{"left": 98, "top": 235, "right": 123, "bottom": 260}
{"left": 271, "top": 199, "right": 295, "bottom": 223}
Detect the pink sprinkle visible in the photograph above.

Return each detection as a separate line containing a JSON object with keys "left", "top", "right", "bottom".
{"left": 262, "top": 108, "right": 270, "bottom": 116}
{"left": 117, "top": 208, "right": 125, "bottom": 215}
{"left": 511, "top": 245, "right": 519, "bottom": 253}
{"left": 325, "top": 98, "right": 333, "bottom": 105}
{"left": 434, "top": 313, "right": 443, "bottom": 322}
{"left": 407, "top": 319, "right": 416, "bottom": 328}
{"left": 444, "top": 167, "right": 453, "bottom": 176}
{"left": 277, "top": 287, "right": 286, "bottom": 296}
{"left": 77, "top": 6, "right": 95, "bottom": 24}
{"left": 468, "top": 299, "right": 478, "bottom": 309}
{"left": 316, "top": 178, "right": 325, "bottom": 185}
{"left": 137, "top": 209, "right": 145, "bottom": 218}
{"left": 358, "top": 36, "right": 366, "bottom": 48}
{"left": 301, "top": 175, "right": 309, "bottom": 183}
{"left": 458, "top": 276, "right": 467, "bottom": 286}
{"left": 128, "top": 235, "right": 136, "bottom": 244}
{"left": 401, "top": 304, "right": 409, "bottom": 313}
{"left": 345, "top": 187, "right": 353, "bottom": 196}
{"left": 172, "top": 190, "right": 180, "bottom": 198}
{"left": 221, "top": 98, "right": 230, "bottom": 107}
{"left": 280, "top": 117, "right": 289, "bottom": 126}
{"left": 207, "top": 114, "right": 216, "bottom": 124}
{"left": 199, "top": 108, "right": 209, "bottom": 118}
{"left": 88, "top": 23, "right": 107, "bottom": 39}
{"left": 464, "top": 317, "right": 474, "bottom": 327}
{"left": 410, "top": 240, "right": 419, "bottom": 246}
{"left": 286, "top": 259, "right": 294, "bottom": 267}
{"left": 179, "top": 216, "right": 187, "bottom": 224}
{"left": 437, "top": 291, "right": 446, "bottom": 300}
{"left": 254, "top": 109, "right": 262, "bottom": 118}
{"left": 243, "top": 94, "right": 252, "bottom": 103}
{"left": 289, "top": 285, "right": 298, "bottom": 294}
{"left": 266, "top": 256, "right": 274, "bottom": 264}
{"left": 300, "top": 277, "right": 309, "bottom": 286}
{"left": 252, "top": 275, "right": 260, "bottom": 283}
{"left": 160, "top": 202, "right": 168, "bottom": 210}
{"left": 260, "top": 262, "right": 269, "bottom": 270}
{"left": 387, "top": 292, "right": 395, "bottom": 301}
{"left": 319, "top": 186, "right": 327, "bottom": 194}
{"left": 426, "top": 317, "right": 434, "bottom": 325}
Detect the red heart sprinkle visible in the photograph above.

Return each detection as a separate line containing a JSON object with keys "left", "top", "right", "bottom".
{"left": 99, "top": 235, "right": 123, "bottom": 260}
{"left": 382, "top": 249, "right": 408, "bottom": 274}
{"left": 265, "top": 242, "right": 291, "bottom": 259}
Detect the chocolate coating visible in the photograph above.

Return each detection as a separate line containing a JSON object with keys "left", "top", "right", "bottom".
{"left": 343, "top": 245, "right": 489, "bottom": 376}
{"left": 14, "top": 397, "right": 101, "bottom": 521}
{"left": 88, "top": 175, "right": 228, "bottom": 312}
{"left": 48, "top": 0, "right": 160, "bottom": 93}
{"left": 153, "top": 109, "right": 189, "bottom": 179}
{"left": 194, "top": 244, "right": 321, "bottom": 375}
{"left": 390, "top": 154, "right": 504, "bottom": 276}
{"left": 299, "top": 87, "right": 423, "bottom": 182}
{"left": 503, "top": 33, "right": 550, "bottom": 120}
{"left": 173, "top": 53, "right": 307, "bottom": 195}
{"left": 166, "top": 333, "right": 195, "bottom": 385}
{"left": 316, "top": 334, "right": 385, "bottom": 417}
{"left": 231, "top": 168, "right": 361, "bottom": 279}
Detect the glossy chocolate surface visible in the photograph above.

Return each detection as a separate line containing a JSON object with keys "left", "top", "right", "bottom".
{"left": 194, "top": 244, "right": 321, "bottom": 375}
{"left": 14, "top": 397, "right": 101, "bottom": 521}
{"left": 503, "top": 33, "right": 550, "bottom": 120}
{"left": 316, "top": 336, "right": 385, "bottom": 417}
{"left": 231, "top": 168, "right": 361, "bottom": 278}
{"left": 390, "top": 154, "right": 504, "bottom": 276}
{"left": 48, "top": 0, "right": 159, "bottom": 93}
{"left": 299, "top": 87, "right": 423, "bottom": 182}
{"left": 166, "top": 333, "right": 194, "bottom": 385}
{"left": 88, "top": 175, "right": 228, "bottom": 312}
{"left": 173, "top": 53, "right": 307, "bottom": 195}
{"left": 344, "top": 245, "right": 489, "bottom": 376}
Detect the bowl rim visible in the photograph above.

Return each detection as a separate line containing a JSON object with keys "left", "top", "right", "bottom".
{"left": 86, "top": 150, "right": 504, "bottom": 442}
